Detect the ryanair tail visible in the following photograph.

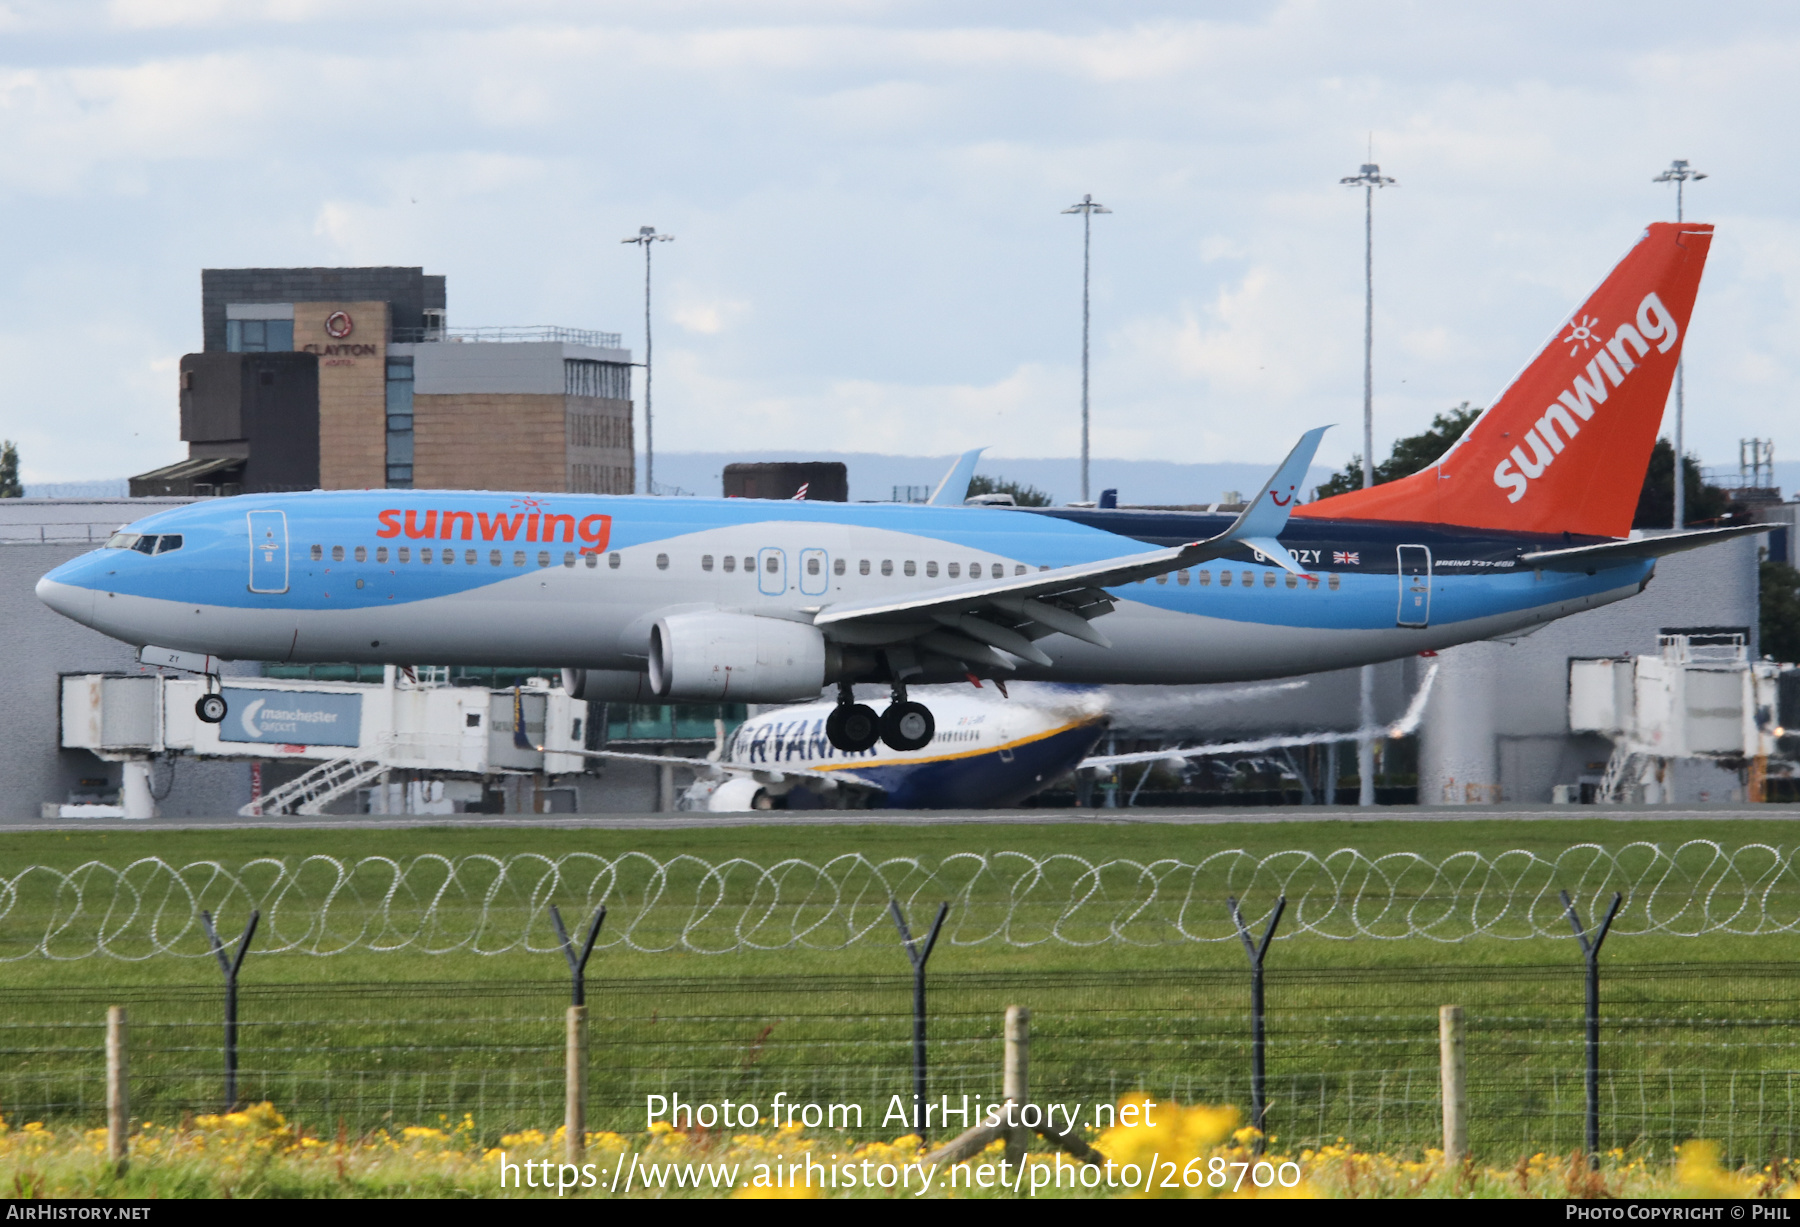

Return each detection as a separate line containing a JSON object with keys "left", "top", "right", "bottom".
{"left": 1297, "top": 222, "right": 1714, "bottom": 539}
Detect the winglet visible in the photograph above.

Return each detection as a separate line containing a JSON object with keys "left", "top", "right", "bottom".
{"left": 1213, "top": 427, "right": 1330, "bottom": 576}
{"left": 928, "top": 447, "right": 987, "bottom": 506}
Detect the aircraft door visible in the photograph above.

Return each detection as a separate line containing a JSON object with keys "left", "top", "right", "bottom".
{"left": 1396, "top": 544, "right": 1431, "bottom": 628}
{"left": 798, "top": 548, "right": 829, "bottom": 596}
{"left": 247, "top": 511, "right": 289, "bottom": 594}
{"left": 757, "top": 547, "right": 787, "bottom": 596}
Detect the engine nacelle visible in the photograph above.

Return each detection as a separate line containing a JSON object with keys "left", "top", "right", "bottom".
{"left": 561, "top": 668, "right": 659, "bottom": 702}
{"left": 648, "top": 612, "right": 828, "bottom": 702}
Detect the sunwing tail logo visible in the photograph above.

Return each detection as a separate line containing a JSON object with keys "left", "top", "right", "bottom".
{"left": 1492, "top": 292, "right": 1680, "bottom": 504}
{"left": 1294, "top": 221, "right": 1712, "bottom": 539}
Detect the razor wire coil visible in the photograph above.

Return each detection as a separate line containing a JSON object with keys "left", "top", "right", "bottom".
{"left": 6, "top": 841, "right": 1800, "bottom": 960}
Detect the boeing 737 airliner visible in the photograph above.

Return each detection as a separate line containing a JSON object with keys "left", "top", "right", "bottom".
{"left": 39, "top": 222, "right": 1760, "bottom": 755}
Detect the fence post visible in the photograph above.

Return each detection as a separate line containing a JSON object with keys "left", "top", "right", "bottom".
{"left": 199, "top": 908, "right": 259, "bottom": 1111}
{"left": 106, "top": 1006, "right": 128, "bottom": 1172}
{"left": 1439, "top": 1004, "right": 1466, "bottom": 1166}
{"left": 1561, "top": 889, "right": 1622, "bottom": 1160}
{"left": 889, "top": 899, "right": 949, "bottom": 1136}
{"left": 1003, "top": 1005, "right": 1029, "bottom": 1165}
{"left": 566, "top": 1005, "right": 588, "bottom": 1164}
{"left": 1228, "top": 894, "right": 1286, "bottom": 1152}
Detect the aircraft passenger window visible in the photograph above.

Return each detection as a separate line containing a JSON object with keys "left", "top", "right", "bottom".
{"left": 608, "top": 553, "right": 621, "bottom": 569}
{"left": 834, "top": 558, "right": 845, "bottom": 576}
{"left": 926, "top": 561, "right": 939, "bottom": 577}
{"left": 807, "top": 557, "right": 820, "bottom": 575}
{"left": 443, "top": 550, "right": 455, "bottom": 565}
{"left": 723, "top": 555, "right": 735, "bottom": 572}
{"left": 376, "top": 547, "right": 388, "bottom": 563}
{"left": 904, "top": 561, "right": 917, "bottom": 577}
{"left": 585, "top": 552, "right": 597, "bottom": 569}
{"left": 1197, "top": 570, "right": 1210, "bottom": 585}
{"left": 764, "top": 555, "right": 778, "bottom": 573}
{"left": 1220, "top": 571, "right": 1233, "bottom": 587}
{"left": 947, "top": 562, "right": 960, "bottom": 578}
{"left": 1328, "top": 574, "right": 1341, "bottom": 590}
{"left": 310, "top": 544, "right": 323, "bottom": 561}
{"left": 354, "top": 545, "right": 367, "bottom": 562}
{"left": 420, "top": 547, "right": 434, "bottom": 563}
{"left": 1155, "top": 573, "right": 1167, "bottom": 585}
{"left": 969, "top": 562, "right": 982, "bottom": 578}
{"left": 539, "top": 551, "right": 552, "bottom": 567}
{"left": 514, "top": 551, "right": 526, "bottom": 566}
{"left": 1242, "top": 571, "right": 1253, "bottom": 586}
{"left": 1306, "top": 575, "right": 1319, "bottom": 589}
{"left": 702, "top": 554, "right": 714, "bottom": 571}
{"left": 398, "top": 547, "right": 410, "bottom": 563}
{"left": 331, "top": 545, "right": 345, "bottom": 562}
{"left": 1263, "top": 572, "right": 1275, "bottom": 587}
{"left": 1177, "top": 570, "right": 1189, "bottom": 586}
{"left": 490, "top": 550, "right": 502, "bottom": 566}
{"left": 859, "top": 560, "right": 870, "bottom": 576}
{"left": 657, "top": 554, "right": 670, "bottom": 570}
{"left": 564, "top": 552, "right": 576, "bottom": 567}
{"left": 743, "top": 557, "right": 754, "bottom": 572}
{"left": 881, "top": 560, "right": 893, "bottom": 576}
{"left": 1285, "top": 573, "right": 1297, "bottom": 588}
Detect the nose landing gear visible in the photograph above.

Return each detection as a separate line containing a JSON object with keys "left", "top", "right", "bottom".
{"left": 194, "top": 678, "right": 228, "bottom": 725}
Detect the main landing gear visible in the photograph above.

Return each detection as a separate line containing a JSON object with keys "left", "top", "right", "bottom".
{"left": 194, "top": 677, "right": 228, "bottom": 725}
{"left": 824, "top": 682, "right": 935, "bottom": 753}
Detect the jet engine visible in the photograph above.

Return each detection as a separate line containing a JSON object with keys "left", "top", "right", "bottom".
{"left": 648, "top": 611, "right": 830, "bottom": 702}
{"left": 560, "top": 668, "right": 659, "bottom": 702}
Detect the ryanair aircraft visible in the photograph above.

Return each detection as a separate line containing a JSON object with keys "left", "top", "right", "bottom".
{"left": 40, "top": 222, "right": 1758, "bottom": 757}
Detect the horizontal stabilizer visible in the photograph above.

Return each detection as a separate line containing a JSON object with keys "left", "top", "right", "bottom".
{"left": 1518, "top": 523, "right": 1770, "bottom": 570}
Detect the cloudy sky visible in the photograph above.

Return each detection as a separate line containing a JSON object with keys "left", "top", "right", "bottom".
{"left": 2, "top": 1, "right": 1796, "bottom": 488}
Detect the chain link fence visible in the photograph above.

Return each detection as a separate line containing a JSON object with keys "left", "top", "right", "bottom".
{"left": 8, "top": 963, "right": 1800, "bottom": 1165}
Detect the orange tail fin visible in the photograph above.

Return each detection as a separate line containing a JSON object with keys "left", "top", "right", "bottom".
{"left": 1296, "top": 222, "right": 1713, "bottom": 539}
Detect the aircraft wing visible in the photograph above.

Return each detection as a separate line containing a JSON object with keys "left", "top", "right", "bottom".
{"left": 1081, "top": 661, "right": 1438, "bottom": 769}
{"left": 1517, "top": 523, "right": 1771, "bottom": 570}
{"left": 813, "top": 427, "right": 1330, "bottom": 671}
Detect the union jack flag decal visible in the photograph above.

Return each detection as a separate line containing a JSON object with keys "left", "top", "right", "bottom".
{"left": 1333, "top": 550, "right": 1360, "bottom": 565}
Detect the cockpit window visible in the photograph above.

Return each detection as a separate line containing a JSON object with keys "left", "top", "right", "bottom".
{"left": 106, "top": 532, "right": 183, "bottom": 554}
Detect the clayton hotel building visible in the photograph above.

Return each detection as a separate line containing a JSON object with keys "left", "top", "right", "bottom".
{"left": 131, "top": 267, "right": 636, "bottom": 497}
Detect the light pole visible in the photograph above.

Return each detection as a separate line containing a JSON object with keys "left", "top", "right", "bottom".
{"left": 1341, "top": 160, "right": 1395, "bottom": 808}
{"left": 1654, "top": 160, "right": 1706, "bottom": 529}
{"left": 1062, "top": 194, "right": 1111, "bottom": 504}
{"left": 622, "top": 225, "right": 674, "bottom": 494}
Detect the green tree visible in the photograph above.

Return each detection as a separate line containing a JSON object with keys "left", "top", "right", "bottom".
{"left": 1633, "top": 437, "right": 1733, "bottom": 528}
{"left": 0, "top": 440, "right": 20, "bottom": 499}
{"left": 966, "top": 474, "right": 1051, "bottom": 506}
{"left": 1312, "top": 403, "right": 1481, "bottom": 500}
{"left": 1762, "top": 560, "right": 1800, "bottom": 664}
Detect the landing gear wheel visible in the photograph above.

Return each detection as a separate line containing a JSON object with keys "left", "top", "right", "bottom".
{"left": 879, "top": 701, "right": 935, "bottom": 752}
{"left": 826, "top": 703, "right": 881, "bottom": 752}
{"left": 195, "top": 693, "right": 228, "bottom": 724}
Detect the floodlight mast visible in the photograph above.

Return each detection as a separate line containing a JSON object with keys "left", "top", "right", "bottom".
{"left": 1062, "top": 194, "right": 1111, "bottom": 504}
{"left": 1340, "top": 158, "right": 1395, "bottom": 809}
{"left": 1653, "top": 160, "right": 1706, "bottom": 530}
{"left": 622, "top": 226, "right": 675, "bottom": 495}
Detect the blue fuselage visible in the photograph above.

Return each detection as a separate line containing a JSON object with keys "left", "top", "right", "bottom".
{"left": 37, "top": 490, "right": 1649, "bottom": 683}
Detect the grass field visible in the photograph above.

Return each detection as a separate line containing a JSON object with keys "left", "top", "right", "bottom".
{"left": 6, "top": 817, "right": 1800, "bottom": 1163}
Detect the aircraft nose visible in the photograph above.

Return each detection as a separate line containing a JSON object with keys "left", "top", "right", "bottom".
{"left": 37, "top": 563, "right": 98, "bottom": 626}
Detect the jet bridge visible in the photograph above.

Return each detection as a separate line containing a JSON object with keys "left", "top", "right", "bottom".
{"left": 59, "top": 667, "right": 592, "bottom": 817}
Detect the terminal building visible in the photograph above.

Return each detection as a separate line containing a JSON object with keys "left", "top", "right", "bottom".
{"left": 130, "top": 267, "right": 636, "bottom": 498}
